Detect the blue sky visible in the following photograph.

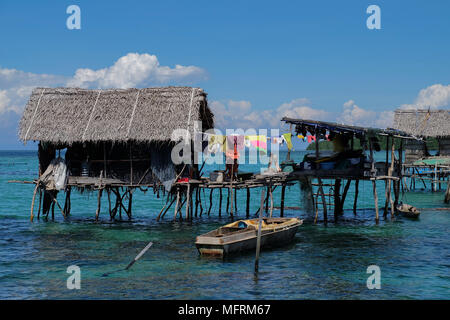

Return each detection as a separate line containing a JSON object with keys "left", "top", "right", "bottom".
{"left": 0, "top": 0, "right": 449, "bottom": 149}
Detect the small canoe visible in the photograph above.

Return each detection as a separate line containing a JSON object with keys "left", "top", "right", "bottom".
{"left": 396, "top": 203, "right": 420, "bottom": 219}
{"left": 195, "top": 217, "right": 302, "bottom": 256}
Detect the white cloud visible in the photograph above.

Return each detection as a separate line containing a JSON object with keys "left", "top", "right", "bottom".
{"left": 0, "top": 68, "right": 66, "bottom": 114}
{"left": 67, "top": 53, "right": 207, "bottom": 89}
{"left": 400, "top": 84, "right": 450, "bottom": 109}
{"left": 0, "top": 53, "right": 207, "bottom": 115}
{"left": 210, "top": 97, "right": 330, "bottom": 130}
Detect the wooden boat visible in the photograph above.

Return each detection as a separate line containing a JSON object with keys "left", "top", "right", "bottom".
{"left": 195, "top": 217, "right": 302, "bottom": 256}
{"left": 396, "top": 203, "right": 420, "bottom": 219}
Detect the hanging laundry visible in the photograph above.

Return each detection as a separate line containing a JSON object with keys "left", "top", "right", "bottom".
{"left": 307, "top": 135, "right": 316, "bottom": 143}
{"left": 271, "top": 136, "right": 284, "bottom": 145}
{"left": 245, "top": 135, "right": 267, "bottom": 154}
{"left": 282, "top": 133, "right": 293, "bottom": 151}
{"left": 226, "top": 135, "right": 245, "bottom": 151}
{"left": 207, "top": 135, "right": 226, "bottom": 154}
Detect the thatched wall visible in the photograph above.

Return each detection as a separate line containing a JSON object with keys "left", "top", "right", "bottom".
{"left": 19, "top": 87, "right": 213, "bottom": 144}
{"left": 393, "top": 109, "right": 450, "bottom": 138}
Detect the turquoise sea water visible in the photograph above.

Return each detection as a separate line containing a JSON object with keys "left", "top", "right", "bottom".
{"left": 0, "top": 150, "right": 448, "bottom": 299}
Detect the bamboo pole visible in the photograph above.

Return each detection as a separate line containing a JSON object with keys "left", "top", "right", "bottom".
{"left": 30, "top": 183, "right": 39, "bottom": 222}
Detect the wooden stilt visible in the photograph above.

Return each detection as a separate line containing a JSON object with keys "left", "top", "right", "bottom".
{"left": 255, "top": 188, "right": 265, "bottom": 274}
{"left": 353, "top": 180, "right": 359, "bottom": 215}
{"left": 318, "top": 178, "right": 327, "bottom": 224}
{"left": 445, "top": 179, "right": 450, "bottom": 204}
{"left": 246, "top": 188, "right": 250, "bottom": 218}
{"left": 30, "top": 184, "right": 39, "bottom": 222}
{"left": 37, "top": 187, "right": 42, "bottom": 220}
{"left": 334, "top": 179, "right": 341, "bottom": 221}
{"left": 157, "top": 196, "right": 176, "bottom": 221}
{"left": 174, "top": 188, "right": 180, "bottom": 221}
{"left": 388, "top": 142, "right": 395, "bottom": 218}
{"left": 207, "top": 189, "right": 213, "bottom": 216}
{"left": 219, "top": 188, "right": 222, "bottom": 217}
{"left": 184, "top": 183, "right": 191, "bottom": 220}
{"left": 280, "top": 184, "right": 286, "bottom": 217}
{"left": 339, "top": 179, "right": 351, "bottom": 214}
{"left": 269, "top": 184, "right": 274, "bottom": 218}
{"left": 199, "top": 189, "right": 203, "bottom": 216}
{"left": 383, "top": 180, "right": 389, "bottom": 218}
{"left": 234, "top": 187, "right": 238, "bottom": 215}
{"left": 226, "top": 188, "right": 229, "bottom": 214}
{"left": 51, "top": 200, "right": 55, "bottom": 220}
{"left": 127, "top": 189, "right": 133, "bottom": 220}
{"left": 372, "top": 180, "right": 379, "bottom": 223}
{"left": 95, "top": 189, "right": 103, "bottom": 221}
{"left": 107, "top": 189, "right": 111, "bottom": 217}
{"left": 194, "top": 187, "right": 199, "bottom": 218}
{"left": 265, "top": 186, "right": 270, "bottom": 213}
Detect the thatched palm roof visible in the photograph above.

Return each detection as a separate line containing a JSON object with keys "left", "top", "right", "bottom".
{"left": 393, "top": 109, "right": 450, "bottom": 138}
{"left": 19, "top": 87, "right": 214, "bottom": 144}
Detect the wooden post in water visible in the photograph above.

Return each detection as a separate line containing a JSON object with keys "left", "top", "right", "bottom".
{"left": 318, "top": 178, "right": 327, "bottom": 224}
{"left": 388, "top": 141, "right": 395, "bottom": 218}
{"left": 185, "top": 184, "right": 191, "bottom": 220}
{"left": 30, "top": 184, "right": 39, "bottom": 222}
{"left": 445, "top": 179, "right": 450, "bottom": 204}
{"left": 334, "top": 179, "right": 342, "bottom": 221}
{"left": 95, "top": 189, "right": 103, "bottom": 221}
{"left": 372, "top": 180, "right": 379, "bottom": 223}
{"left": 280, "top": 184, "right": 286, "bottom": 217}
{"left": 269, "top": 183, "right": 274, "bottom": 218}
{"left": 219, "top": 188, "right": 222, "bottom": 217}
{"left": 37, "top": 188, "right": 42, "bottom": 220}
{"left": 195, "top": 188, "right": 199, "bottom": 218}
{"left": 173, "top": 187, "right": 180, "bottom": 221}
{"left": 207, "top": 189, "right": 213, "bottom": 216}
{"left": 246, "top": 188, "right": 250, "bottom": 218}
{"left": 255, "top": 188, "right": 265, "bottom": 274}
{"left": 369, "top": 139, "right": 379, "bottom": 223}
{"left": 127, "top": 188, "right": 133, "bottom": 220}
{"left": 226, "top": 188, "right": 230, "bottom": 215}
{"left": 353, "top": 180, "right": 359, "bottom": 215}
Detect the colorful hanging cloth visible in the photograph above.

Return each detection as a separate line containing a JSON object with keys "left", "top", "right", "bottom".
{"left": 245, "top": 135, "right": 267, "bottom": 154}
{"left": 282, "top": 133, "right": 293, "bottom": 150}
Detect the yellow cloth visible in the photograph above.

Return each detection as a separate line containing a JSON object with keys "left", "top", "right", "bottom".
{"left": 283, "top": 133, "right": 293, "bottom": 150}
{"left": 208, "top": 135, "right": 226, "bottom": 153}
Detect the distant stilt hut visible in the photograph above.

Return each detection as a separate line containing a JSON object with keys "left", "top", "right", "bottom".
{"left": 393, "top": 109, "right": 450, "bottom": 197}
{"left": 19, "top": 87, "right": 214, "bottom": 221}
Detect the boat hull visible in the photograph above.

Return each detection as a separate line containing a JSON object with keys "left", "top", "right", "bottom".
{"left": 196, "top": 219, "right": 301, "bottom": 256}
